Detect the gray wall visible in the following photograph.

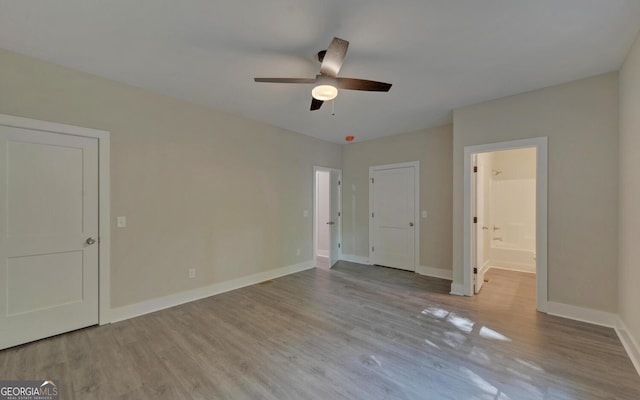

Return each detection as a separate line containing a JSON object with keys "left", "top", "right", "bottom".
{"left": 341, "top": 125, "right": 453, "bottom": 272}
{"left": 453, "top": 73, "right": 619, "bottom": 312}
{"left": 619, "top": 32, "right": 640, "bottom": 348}
{"left": 0, "top": 48, "right": 342, "bottom": 308}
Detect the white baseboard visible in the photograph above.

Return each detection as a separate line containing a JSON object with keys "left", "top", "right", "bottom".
{"left": 340, "top": 254, "right": 371, "bottom": 265}
{"left": 315, "top": 255, "right": 330, "bottom": 269}
{"left": 416, "top": 265, "right": 453, "bottom": 280}
{"left": 450, "top": 282, "right": 467, "bottom": 296}
{"left": 546, "top": 301, "right": 618, "bottom": 328}
{"left": 480, "top": 260, "right": 491, "bottom": 274}
{"left": 534, "top": 302, "right": 640, "bottom": 377}
{"left": 616, "top": 317, "right": 640, "bottom": 377}
{"left": 110, "top": 260, "right": 315, "bottom": 323}
{"left": 489, "top": 261, "right": 536, "bottom": 274}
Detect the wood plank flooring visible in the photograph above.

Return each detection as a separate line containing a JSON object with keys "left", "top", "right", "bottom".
{"left": 1, "top": 262, "right": 639, "bottom": 399}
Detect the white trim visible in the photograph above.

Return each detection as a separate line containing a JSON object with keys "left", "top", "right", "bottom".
{"left": 488, "top": 262, "right": 536, "bottom": 274}
{"left": 462, "top": 137, "right": 548, "bottom": 312}
{"left": 312, "top": 168, "right": 320, "bottom": 268}
{"left": 450, "top": 282, "right": 466, "bottom": 296}
{"left": 546, "top": 302, "right": 618, "bottom": 328}
{"left": 416, "top": 266, "right": 453, "bottom": 280}
{"left": 111, "top": 260, "right": 315, "bottom": 323}
{"left": 313, "top": 166, "right": 342, "bottom": 269}
{"left": 615, "top": 317, "right": 640, "bottom": 376}
{"left": 547, "top": 302, "right": 640, "bottom": 377}
{"left": 369, "top": 161, "right": 420, "bottom": 272}
{"left": 340, "top": 254, "right": 371, "bottom": 265}
{"left": 315, "top": 255, "right": 330, "bottom": 269}
{"left": 0, "top": 114, "right": 111, "bottom": 324}
{"left": 480, "top": 259, "right": 491, "bottom": 274}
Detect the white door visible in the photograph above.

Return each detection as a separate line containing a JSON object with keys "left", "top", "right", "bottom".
{"left": 473, "top": 155, "right": 486, "bottom": 293}
{"left": 328, "top": 170, "right": 341, "bottom": 267}
{"left": 0, "top": 126, "right": 99, "bottom": 350}
{"left": 370, "top": 164, "right": 417, "bottom": 271}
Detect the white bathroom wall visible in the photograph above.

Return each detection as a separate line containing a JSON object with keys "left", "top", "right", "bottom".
{"left": 489, "top": 148, "right": 537, "bottom": 272}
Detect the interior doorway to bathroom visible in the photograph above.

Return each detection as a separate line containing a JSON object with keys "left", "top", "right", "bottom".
{"left": 464, "top": 137, "right": 548, "bottom": 311}
{"left": 473, "top": 147, "right": 537, "bottom": 294}
{"left": 313, "top": 167, "right": 342, "bottom": 269}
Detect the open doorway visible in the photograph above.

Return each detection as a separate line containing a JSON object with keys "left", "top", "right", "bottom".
{"left": 464, "top": 137, "right": 548, "bottom": 312}
{"left": 313, "top": 167, "right": 342, "bottom": 269}
{"left": 473, "top": 148, "right": 537, "bottom": 298}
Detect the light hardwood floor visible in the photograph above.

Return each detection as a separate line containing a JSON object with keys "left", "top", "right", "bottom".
{"left": 1, "top": 262, "right": 639, "bottom": 399}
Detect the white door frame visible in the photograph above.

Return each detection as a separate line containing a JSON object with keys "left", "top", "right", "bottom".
{"left": 0, "top": 114, "right": 111, "bottom": 324}
{"left": 463, "top": 137, "right": 548, "bottom": 312}
{"left": 313, "top": 166, "right": 342, "bottom": 267}
{"left": 471, "top": 154, "right": 482, "bottom": 293}
{"left": 369, "top": 161, "right": 420, "bottom": 271}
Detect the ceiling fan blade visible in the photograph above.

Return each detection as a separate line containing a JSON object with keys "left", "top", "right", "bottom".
{"left": 254, "top": 78, "right": 317, "bottom": 84}
{"left": 336, "top": 78, "right": 392, "bottom": 92}
{"left": 319, "top": 37, "right": 349, "bottom": 77}
{"left": 310, "top": 98, "right": 324, "bottom": 111}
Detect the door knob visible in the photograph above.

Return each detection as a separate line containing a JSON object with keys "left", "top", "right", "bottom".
{"left": 86, "top": 237, "right": 96, "bottom": 245}
{"left": 409, "top": 222, "right": 414, "bottom": 227}
{"left": 326, "top": 221, "right": 335, "bottom": 225}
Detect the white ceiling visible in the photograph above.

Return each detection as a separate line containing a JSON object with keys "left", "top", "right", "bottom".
{"left": 1, "top": 1, "right": 639, "bottom": 143}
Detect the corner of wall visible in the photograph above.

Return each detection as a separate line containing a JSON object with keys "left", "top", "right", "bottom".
{"left": 110, "top": 260, "right": 315, "bottom": 323}
{"left": 416, "top": 266, "right": 452, "bottom": 280}
{"left": 616, "top": 317, "right": 640, "bottom": 377}
{"left": 449, "top": 282, "right": 466, "bottom": 296}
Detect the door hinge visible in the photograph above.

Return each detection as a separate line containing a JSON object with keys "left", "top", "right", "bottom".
{"left": 371, "top": 212, "right": 374, "bottom": 218}
{"left": 473, "top": 267, "right": 478, "bottom": 274}
{"left": 371, "top": 177, "right": 374, "bottom": 184}
{"left": 473, "top": 217, "right": 477, "bottom": 223}
{"left": 372, "top": 246, "right": 375, "bottom": 252}
{"left": 338, "top": 211, "right": 341, "bottom": 217}
{"left": 338, "top": 180, "right": 341, "bottom": 186}
{"left": 338, "top": 243, "right": 341, "bottom": 248}
{"left": 473, "top": 166, "right": 478, "bottom": 173}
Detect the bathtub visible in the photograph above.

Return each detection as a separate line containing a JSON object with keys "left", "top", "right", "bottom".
{"left": 489, "top": 244, "right": 536, "bottom": 273}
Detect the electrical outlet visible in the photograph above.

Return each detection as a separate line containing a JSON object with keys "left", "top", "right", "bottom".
{"left": 188, "top": 268, "right": 196, "bottom": 279}
{"left": 296, "top": 249, "right": 301, "bottom": 256}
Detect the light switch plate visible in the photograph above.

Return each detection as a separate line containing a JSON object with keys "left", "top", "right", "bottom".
{"left": 117, "top": 216, "right": 127, "bottom": 228}
{"left": 421, "top": 211, "right": 427, "bottom": 218}
{"left": 303, "top": 210, "right": 309, "bottom": 218}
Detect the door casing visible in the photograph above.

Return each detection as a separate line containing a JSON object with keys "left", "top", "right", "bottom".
{"left": 472, "top": 153, "right": 486, "bottom": 294}
{"left": 313, "top": 166, "right": 342, "bottom": 268}
{"left": 369, "top": 161, "right": 420, "bottom": 271}
{"left": 0, "top": 114, "right": 111, "bottom": 324}
{"left": 463, "top": 137, "right": 547, "bottom": 312}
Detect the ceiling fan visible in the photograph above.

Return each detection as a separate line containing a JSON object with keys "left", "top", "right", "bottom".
{"left": 254, "top": 37, "right": 392, "bottom": 111}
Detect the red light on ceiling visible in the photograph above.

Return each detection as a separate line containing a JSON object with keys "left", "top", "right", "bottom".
{"left": 345, "top": 135, "right": 355, "bottom": 142}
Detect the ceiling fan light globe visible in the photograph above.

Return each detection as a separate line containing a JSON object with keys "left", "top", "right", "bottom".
{"left": 312, "top": 85, "right": 338, "bottom": 101}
